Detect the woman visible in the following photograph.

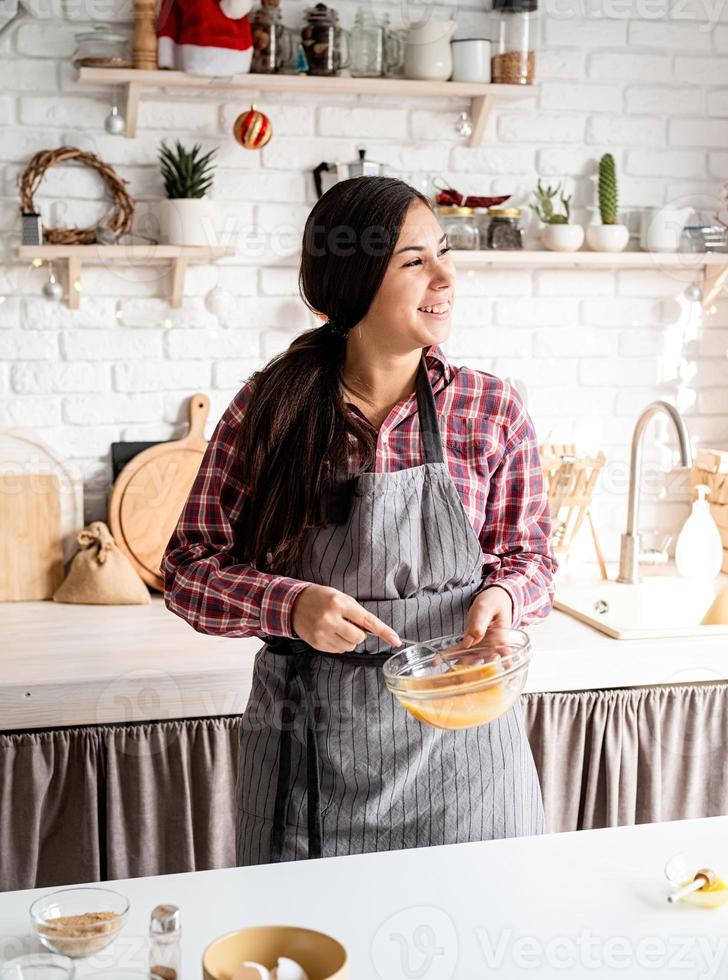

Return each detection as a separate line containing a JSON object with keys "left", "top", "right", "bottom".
{"left": 163, "top": 176, "right": 557, "bottom": 866}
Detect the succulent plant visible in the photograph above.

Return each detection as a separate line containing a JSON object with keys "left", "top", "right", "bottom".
{"left": 159, "top": 140, "right": 217, "bottom": 199}
{"left": 598, "top": 153, "right": 618, "bottom": 225}
{"left": 529, "top": 178, "right": 572, "bottom": 225}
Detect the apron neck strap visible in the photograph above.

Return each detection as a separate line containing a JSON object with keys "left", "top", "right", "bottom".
{"left": 415, "top": 349, "right": 444, "bottom": 465}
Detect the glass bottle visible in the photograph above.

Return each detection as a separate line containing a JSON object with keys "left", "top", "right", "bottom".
{"left": 300, "top": 3, "right": 350, "bottom": 76}
{"left": 250, "top": 0, "right": 295, "bottom": 73}
{"left": 149, "top": 905, "right": 181, "bottom": 980}
{"left": 491, "top": 0, "right": 537, "bottom": 85}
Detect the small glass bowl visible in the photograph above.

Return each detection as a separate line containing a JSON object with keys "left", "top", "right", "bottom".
{"left": 665, "top": 849, "right": 728, "bottom": 908}
{"left": 0, "top": 955, "right": 74, "bottom": 980}
{"left": 29, "top": 887, "right": 129, "bottom": 958}
{"left": 383, "top": 628, "right": 532, "bottom": 730}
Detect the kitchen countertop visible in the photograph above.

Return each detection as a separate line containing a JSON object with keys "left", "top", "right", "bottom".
{"left": 2, "top": 815, "right": 728, "bottom": 978}
{"left": 2, "top": 565, "right": 728, "bottom": 731}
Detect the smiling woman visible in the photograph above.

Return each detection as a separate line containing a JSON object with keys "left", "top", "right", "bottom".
{"left": 163, "top": 175, "right": 556, "bottom": 868}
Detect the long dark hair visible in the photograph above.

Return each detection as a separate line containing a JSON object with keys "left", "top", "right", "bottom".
{"left": 233, "top": 176, "right": 432, "bottom": 574}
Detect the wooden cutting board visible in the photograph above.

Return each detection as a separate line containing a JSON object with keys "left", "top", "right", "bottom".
{"left": 0, "top": 474, "right": 65, "bottom": 600}
{"left": 108, "top": 393, "right": 210, "bottom": 592}
{"left": 0, "top": 429, "right": 84, "bottom": 567}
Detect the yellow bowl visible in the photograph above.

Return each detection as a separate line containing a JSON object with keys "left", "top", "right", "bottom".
{"left": 383, "top": 629, "right": 531, "bottom": 730}
{"left": 202, "top": 926, "right": 348, "bottom": 980}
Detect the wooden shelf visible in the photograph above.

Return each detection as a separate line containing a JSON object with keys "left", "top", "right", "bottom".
{"left": 451, "top": 249, "right": 728, "bottom": 308}
{"left": 16, "top": 244, "right": 235, "bottom": 309}
{"left": 75, "top": 67, "right": 534, "bottom": 146}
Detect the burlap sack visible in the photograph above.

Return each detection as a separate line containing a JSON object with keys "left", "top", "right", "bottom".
{"left": 53, "top": 521, "right": 151, "bottom": 605}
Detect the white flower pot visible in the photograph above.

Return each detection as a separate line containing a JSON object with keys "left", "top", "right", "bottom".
{"left": 541, "top": 223, "right": 584, "bottom": 252}
{"left": 158, "top": 198, "right": 218, "bottom": 247}
{"left": 586, "top": 224, "right": 629, "bottom": 252}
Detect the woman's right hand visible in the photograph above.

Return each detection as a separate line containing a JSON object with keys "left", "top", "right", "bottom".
{"left": 291, "top": 584, "right": 400, "bottom": 653}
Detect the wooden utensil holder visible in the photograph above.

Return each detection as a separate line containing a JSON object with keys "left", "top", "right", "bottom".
{"left": 540, "top": 443, "right": 607, "bottom": 574}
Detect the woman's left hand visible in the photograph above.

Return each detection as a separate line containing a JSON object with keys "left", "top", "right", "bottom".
{"left": 462, "top": 586, "right": 513, "bottom": 647}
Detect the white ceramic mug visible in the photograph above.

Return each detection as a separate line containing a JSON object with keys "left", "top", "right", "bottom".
{"left": 639, "top": 206, "right": 692, "bottom": 252}
{"left": 450, "top": 38, "right": 491, "bottom": 83}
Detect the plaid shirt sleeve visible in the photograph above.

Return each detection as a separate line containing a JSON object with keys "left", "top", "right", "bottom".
{"left": 162, "top": 385, "right": 310, "bottom": 639}
{"left": 475, "top": 386, "right": 557, "bottom": 628}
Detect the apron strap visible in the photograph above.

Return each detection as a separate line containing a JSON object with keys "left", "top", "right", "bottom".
{"left": 269, "top": 650, "right": 324, "bottom": 861}
{"left": 416, "top": 349, "right": 445, "bottom": 465}
{"left": 270, "top": 655, "right": 295, "bottom": 862}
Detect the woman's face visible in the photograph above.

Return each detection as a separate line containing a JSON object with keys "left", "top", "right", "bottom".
{"left": 357, "top": 201, "right": 455, "bottom": 353}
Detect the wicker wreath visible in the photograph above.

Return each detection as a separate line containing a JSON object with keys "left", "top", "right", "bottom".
{"left": 19, "top": 146, "right": 135, "bottom": 245}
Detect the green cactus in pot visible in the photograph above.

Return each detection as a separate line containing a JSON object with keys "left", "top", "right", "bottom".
{"left": 529, "top": 178, "right": 572, "bottom": 224}
{"left": 585, "top": 153, "right": 629, "bottom": 252}
{"left": 598, "top": 153, "right": 618, "bottom": 225}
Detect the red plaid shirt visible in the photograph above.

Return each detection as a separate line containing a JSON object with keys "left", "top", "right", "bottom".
{"left": 163, "top": 345, "right": 556, "bottom": 637}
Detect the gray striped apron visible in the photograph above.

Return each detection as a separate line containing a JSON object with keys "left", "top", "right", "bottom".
{"left": 235, "top": 351, "right": 545, "bottom": 865}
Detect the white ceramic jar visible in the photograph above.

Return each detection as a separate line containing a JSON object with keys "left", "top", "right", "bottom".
{"left": 450, "top": 38, "right": 491, "bottom": 82}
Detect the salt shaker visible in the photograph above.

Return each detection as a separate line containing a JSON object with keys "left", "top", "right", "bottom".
{"left": 149, "top": 904, "right": 181, "bottom": 980}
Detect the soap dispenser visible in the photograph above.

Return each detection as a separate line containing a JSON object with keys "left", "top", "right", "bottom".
{"left": 674, "top": 484, "right": 723, "bottom": 581}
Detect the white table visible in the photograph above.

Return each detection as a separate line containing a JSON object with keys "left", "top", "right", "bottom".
{"left": 2, "top": 816, "right": 727, "bottom": 980}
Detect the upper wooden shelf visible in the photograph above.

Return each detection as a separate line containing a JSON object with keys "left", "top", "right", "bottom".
{"left": 451, "top": 249, "right": 728, "bottom": 267}
{"left": 75, "top": 66, "right": 533, "bottom": 146}
{"left": 450, "top": 248, "right": 728, "bottom": 308}
{"left": 16, "top": 244, "right": 235, "bottom": 309}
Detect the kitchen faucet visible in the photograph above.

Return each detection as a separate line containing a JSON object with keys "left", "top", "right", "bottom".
{"left": 618, "top": 401, "right": 693, "bottom": 584}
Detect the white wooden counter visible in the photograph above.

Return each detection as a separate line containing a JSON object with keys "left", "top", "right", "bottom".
{"left": 2, "top": 573, "right": 728, "bottom": 731}
{"left": 2, "top": 816, "right": 728, "bottom": 979}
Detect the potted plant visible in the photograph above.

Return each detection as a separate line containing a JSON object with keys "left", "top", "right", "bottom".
{"left": 158, "top": 140, "right": 218, "bottom": 247}
{"left": 529, "top": 179, "right": 584, "bottom": 252}
{"left": 586, "top": 153, "right": 629, "bottom": 252}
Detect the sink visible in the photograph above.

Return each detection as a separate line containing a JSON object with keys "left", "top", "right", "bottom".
{"left": 554, "top": 570, "right": 728, "bottom": 640}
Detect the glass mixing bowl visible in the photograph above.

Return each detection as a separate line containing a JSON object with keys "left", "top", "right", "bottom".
{"left": 29, "top": 887, "right": 129, "bottom": 958}
{"left": 383, "top": 628, "right": 532, "bottom": 729}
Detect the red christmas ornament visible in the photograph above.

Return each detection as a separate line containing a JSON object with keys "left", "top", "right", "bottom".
{"left": 233, "top": 104, "right": 273, "bottom": 149}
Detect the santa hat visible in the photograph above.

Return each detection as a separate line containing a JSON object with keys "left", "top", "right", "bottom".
{"left": 157, "top": 0, "right": 254, "bottom": 76}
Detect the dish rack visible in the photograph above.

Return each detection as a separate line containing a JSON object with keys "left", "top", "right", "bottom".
{"left": 539, "top": 443, "right": 607, "bottom": 576}
{"left": 690, "top": 448, "right": 728, "bottom": 574}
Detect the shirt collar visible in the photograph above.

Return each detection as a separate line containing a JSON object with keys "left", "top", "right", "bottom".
{"left": 344, "top": 344, "right": 454, "bottom": 430}
{"left": 424, "top": 344, "right": 454, "bottom": 389}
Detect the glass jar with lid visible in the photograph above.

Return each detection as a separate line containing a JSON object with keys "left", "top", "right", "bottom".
{"left": 250, "top": 0, "right": 295, "bottom": 73}
{"left": 72, "top": 23, "right": 132, "bottom": 68}
{"left": 301, "top": 3, "right": 350, "bottom": 76}
{"left": 482, "top": 208, "right": 524, "bottom": 249}
{"left": 491, "top": 0, "right": 537, "bottom": 85}
{"left": 350, "top": 8, "right": 384, "bottom": 77}
{"left": 437, "top": 206, "right": 479, "bottom": 250}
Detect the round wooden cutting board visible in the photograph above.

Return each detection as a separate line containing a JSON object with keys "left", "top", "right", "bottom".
{"left": 108, "top": 393, "right": 210, "bottom": 591}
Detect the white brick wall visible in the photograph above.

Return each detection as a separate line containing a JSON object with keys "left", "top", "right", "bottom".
{"left": 2, "top": 0, "right": 728, "bottom": 561}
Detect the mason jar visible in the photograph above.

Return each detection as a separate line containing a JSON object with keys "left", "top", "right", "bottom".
{"left": 437, "top": 206, "right": 479, "bottom": 250}
{"left": 301, "top": 3, "right": 350, "bottom": 76}
{"left": 482, "top": 208, "right": 524, "bottom": 249}
{"left": 72, "top": 23, "right": 132, "bottom": 68}
{"left": 250, "top": 0, "right": 295, "bottom": 73}
{"left": 491, "top": 0, "right": 537, "bottom": 85}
